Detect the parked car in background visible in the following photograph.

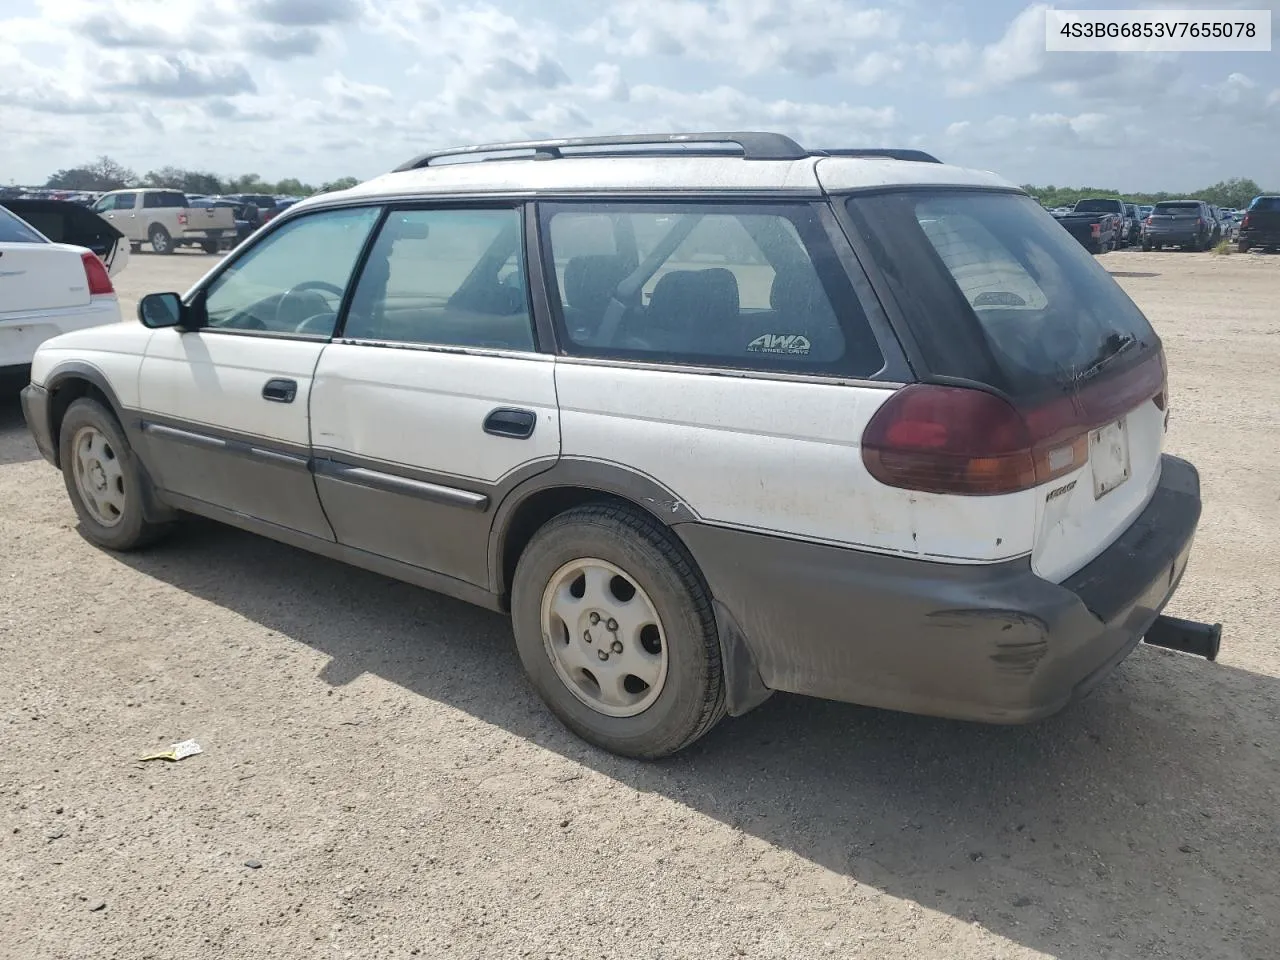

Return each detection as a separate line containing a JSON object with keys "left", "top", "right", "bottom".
{"left": 92, "top": 189, "right": 237, "bottom": 255}
{"left": 1138, "top": 204, "right": 1154, "bottom": 219}
{"left": 1123, "top": 203, "right": 1142, "bottom": 246}
{"left": 189, "top": 197, "right": 253, "bottom": 247}
{"left": 1, "top": 198, "right": 129, "bottom": 277}
{"left": 1055, "top": 197, "right": 1125, "bottom": 253}
{"left": 1237, "top": 196, "right": 1280, "bottom": 252}
{"left": 0, "top": 204, "right": 121, "bottom": 385}
{"left": 17, "top": 131, "right": 1208, "bottom": 759}
{"left": 1141, "top": 200, "right": 1214, "bottom": 251}
{"left": 1216, "top": 209, "right": 1239, "bottom": 241}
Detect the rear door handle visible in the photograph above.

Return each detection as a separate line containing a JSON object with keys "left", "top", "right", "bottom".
{"left": 484, "top": 407, "right": 536, "bottom": 439}
{"left": 263, "top": 378, "right": 298, "bottom": 403}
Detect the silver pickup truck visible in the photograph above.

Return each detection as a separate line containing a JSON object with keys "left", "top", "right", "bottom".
{"left": 91, "top": 189, "right": 236, "bottom": 255}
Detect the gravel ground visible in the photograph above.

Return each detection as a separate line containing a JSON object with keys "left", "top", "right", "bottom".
{"left": 2, "top": 248, "right": 1278, "bottom": 960}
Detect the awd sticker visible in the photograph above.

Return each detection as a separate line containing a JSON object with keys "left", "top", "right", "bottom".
{"left": 747, "top": 333, "right": 811, "bottom": 355}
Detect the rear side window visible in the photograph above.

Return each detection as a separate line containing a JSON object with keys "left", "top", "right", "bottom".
{"left": 540, "top": 201, "right": 884, "bottom": 377}
{"left": 143, "top": 191, "right": 185, "bottom": 208}
{"left": 845, "top": 191, "right": 1158, "bottom": 399}
{"left": 0, "top": 207, "right": 47, "bottom": 243}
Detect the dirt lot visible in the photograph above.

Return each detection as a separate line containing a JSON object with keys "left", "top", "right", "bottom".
{"left": 2, "top": 248, "right": 1278, "bottom": 960}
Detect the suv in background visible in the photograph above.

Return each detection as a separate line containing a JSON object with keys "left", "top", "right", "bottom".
{"left": 1142, "top": 199, "right": 1214, "bottom": 251}
{"left": 1122, "top": 203, "right": 1142, "bottom": 246}
{"left": 92, "top": 189, "right": 237, "bottom": 255}
{"left": 20, "top": 132, "right": 1207, "bottom": 758}
{"left": 1238, "top": 196, "right": 1280, "bottom": 252}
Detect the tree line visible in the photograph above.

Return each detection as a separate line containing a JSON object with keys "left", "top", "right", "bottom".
{"left": 28, "top": 156, "right": 1275, "bottom": 210}
{"left": 38, "top": 155, "right": 359, "bottom": 196}
{"left": 1025, "top": 178, "right": 1271, "bottom": 211}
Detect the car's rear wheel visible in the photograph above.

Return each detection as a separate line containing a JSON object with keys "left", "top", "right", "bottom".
{"left": 149, "top": 226, "right": 173, "bottom": 255}
{"left": 511, "top": 503, "right": 726, "bottom": 759}
{"left": 1141, "top": 240, "right": 1152, "bottom": 251}
{"left": 200, "top": 241, "right": 219, "bottom": 255}
{"left": 59, "top": 399, "right": 169, "bottom": 551}
{"left": 1238, "top": 241, "right": 1251, "bottom": 253}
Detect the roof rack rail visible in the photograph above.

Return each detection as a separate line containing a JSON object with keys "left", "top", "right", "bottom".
{"left": 811, "top": 148, "right": 942, "bottom": 164}
{"left": 391, "top": 132, "right": 809, "bottom": 172}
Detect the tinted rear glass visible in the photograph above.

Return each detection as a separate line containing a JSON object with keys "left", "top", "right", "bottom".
{"left": 1249, "top": 197, "right": 1280, "bottom": 212}
{"left": 143, "top": 191, "right": 187, "bottom": 208}
{"left": 0, "top": 207, "right": 47, "bottom": 243}
{"left": 1073, "top": 200, "right": 1120, "bottom": 213}
{"left": 1153, "top": 202, "right": 1200, "bottom": 214}
{"left": 845, "top": 191, "right": 1158, "bottom": 398}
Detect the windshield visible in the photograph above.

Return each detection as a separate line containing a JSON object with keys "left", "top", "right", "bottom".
{"left": 0, "top": 206, "right": 47, "bottom": 243}
{"left": 845, "top": 191, "right": 1158, "bottom": 398}
{"left": 1153, "top": 202, "right": 1200, "bottom": 215}
{"left": 1073, "top": 200, "right": 1119, "bottom": 213}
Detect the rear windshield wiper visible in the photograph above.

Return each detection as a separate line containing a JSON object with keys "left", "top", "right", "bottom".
{"left": 1072, "top": 332, "right": 1142, "bottom": 384}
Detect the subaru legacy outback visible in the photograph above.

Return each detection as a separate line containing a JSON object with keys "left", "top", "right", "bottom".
{"left": 21, "top": 133, "right": 1214, "bottom": 758}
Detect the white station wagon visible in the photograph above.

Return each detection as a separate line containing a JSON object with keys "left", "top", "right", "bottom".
{"left": 21, "top": 133, "right": 1216, "bottom": 758}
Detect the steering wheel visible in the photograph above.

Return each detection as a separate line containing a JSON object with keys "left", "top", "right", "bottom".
{"left": 275, "top": 282, "right": 343, "bottom": 333}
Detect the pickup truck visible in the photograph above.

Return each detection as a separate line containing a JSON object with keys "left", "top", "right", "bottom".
{"left": 1053, "top": 198, "right": 1126, "bottom": 254}
{"left": 91, "top": 189, "right": 236, "bottom": 255}
{"left": 1237, "top": 196, "right": 1280, "bottom": 253}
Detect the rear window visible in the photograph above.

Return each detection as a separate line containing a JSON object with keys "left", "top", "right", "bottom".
{"left": 1153, "top": 202, "right": 1200, "bottom": 214}
{"left": 1248, "top": 197, "right": 1280, "bottom": 212}
{"left": 0, "top": 207, "right": 47, "bottom": 243}
{"left": 1073, "top": 200, "right": 1120, "bottom": 213}
{"left": 845, "top": 191, "right": 1158, "bottom": 398}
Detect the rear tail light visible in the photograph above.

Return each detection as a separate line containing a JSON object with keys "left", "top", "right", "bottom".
{"left": 1242, "top": 213, "right": 1251, "bottom": 228}
{"left": 1144, "top": 216, "right": 1152, "bottom": 225}
{"left": 1090, "top": 223, "right": 1101, "bottom": 237}
{"left": 862, "top": 352, "right": 1166, "bottom": 496}
{"left": 1196, "top": 218, "right": 1204, "bottom": 227}
{"left": 178, "top": 212, "right": 188, "bottom": 226}
{"left": 81, "top": 251, "right": 114, "bottom": 296}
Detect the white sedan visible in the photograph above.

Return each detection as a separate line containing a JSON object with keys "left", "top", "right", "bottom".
{"left": 0, "top": 204, "right": 124, "bottom": 380}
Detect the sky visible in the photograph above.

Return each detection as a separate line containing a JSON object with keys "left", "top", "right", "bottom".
{"left": 0, "top": 0, "right": 1277, "bottom": 191}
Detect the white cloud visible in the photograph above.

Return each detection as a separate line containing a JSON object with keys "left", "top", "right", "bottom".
{"left": 581, "top": 0, "right": 901, "bottom": 80}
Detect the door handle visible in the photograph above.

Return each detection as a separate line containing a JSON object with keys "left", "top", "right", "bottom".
{"left": 483, "top": 407, "right": 536, "bottom": 439}
{"left": 262, "top": 378, "right": 298, "bottom": 403}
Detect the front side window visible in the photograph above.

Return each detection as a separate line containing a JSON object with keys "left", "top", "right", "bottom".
{"left": 110, "top": 193, "right": 137, "bottom": 211}
{"left": 0, "top": 207, "right": 47, "bottom": 243}
{"left": 342, "top": 207, "right": 534, "bottom": 352}
{"left": 540, "top": 201, "right": 884, "bottom": 376}
{"left": 202, "top": 206, "right": 380, "bottom": 337}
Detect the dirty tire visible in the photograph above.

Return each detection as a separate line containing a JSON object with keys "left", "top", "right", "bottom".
{"left": 511, "top": 503, "right": 726, "bottom": 759}
{"left": 58, "top": 398, "right": 169, "bottom": 552}
{"left": 129, "top": 241, "right": 142, "bottom": 254}
{"left": 200, "top": 241, "right": 219, "bottom": 255}
{"left": 149, "top": 225, "right": 173, "bottom": 255}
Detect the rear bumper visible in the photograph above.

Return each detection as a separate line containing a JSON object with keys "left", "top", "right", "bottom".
{"left": 1145, "top": 229, "right": 1201, "bottom": 244}
{"left": 20, "top": 381, "right": 57, "bottom": 466}
{"left": 180, "top": 228, "right": 229, "bottom": 242}
{"left": 1239, "top": 229, "right": 1280, "bottom": 246}
{"left": 679, "top": 455, "right": 1202, "bottom": 723}
{"left": 0, "top": 299, "right": 121, "bottom": 368}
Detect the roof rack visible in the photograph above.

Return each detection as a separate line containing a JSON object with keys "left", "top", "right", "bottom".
{"left": 391, "top": 132, "right": 809, "bottom": 172}
{"left": 811, "top": 148, "right": 942, "bottom": 164}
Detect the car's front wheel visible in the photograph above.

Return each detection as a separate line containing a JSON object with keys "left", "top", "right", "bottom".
{"left": 511, "top": 503, "right": 726, "bottom": 759}
{"left": 59, "top": 398, "right": 170, "bottom": 551}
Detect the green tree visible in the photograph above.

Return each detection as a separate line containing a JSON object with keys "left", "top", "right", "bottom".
{"left": 273, "top": 177, "right": 315, "bottom": 197}
{"left": 319, "top": 176, "right": 360, "bottom": 193}
{"left": 46, "top": 155, "right": 137, "bottom": 191}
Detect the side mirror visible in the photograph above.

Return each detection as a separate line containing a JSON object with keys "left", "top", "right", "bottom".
{"left": 138, "top": 292, "right": 186, "bottom": 329}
